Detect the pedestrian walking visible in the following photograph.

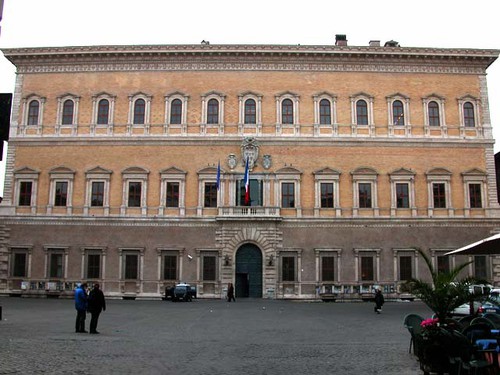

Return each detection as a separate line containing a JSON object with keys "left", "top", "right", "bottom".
{"left": 74, "top": 282, "right": 88, "bottom": 333}
{"left": 374, "top": 288, "right": 384, "bottom": 314}
{"left": 227, "top": 282, "right": 235, "bottom": 302}
{"left": 88, "top": 283, "right": 106, "bottom": 334}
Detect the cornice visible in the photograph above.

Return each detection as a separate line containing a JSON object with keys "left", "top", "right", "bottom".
{"left": 2, "top": 44, "right": 498, "bottom": 74}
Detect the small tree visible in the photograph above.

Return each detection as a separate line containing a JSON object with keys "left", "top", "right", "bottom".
{"left": 404, "top": 248, "right": 486, "bottom": 323}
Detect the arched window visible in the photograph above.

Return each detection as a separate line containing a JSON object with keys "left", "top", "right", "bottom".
{"left": 133, "top": 99, "right": 146, "bottom": 125}
{"left": 356, "top": 100, "right": 368, "bottom": 125}
{"left": 282, "top": 99, "right": 294, "bottom": 124}
{"left": 207, "top": 98, "right": 219, "bottom": 124}
{"left": 170, "top": 99, "right": 182, "bottom": 125}
{"left": 392, "top": 100, "right": 404, "bottom": 126}
{"left": 62, "top": 99, "right": 74, "bottom": 125}
{"left": 319, "top": 99, "right": 331, "bottom": 125}
{"left": 428, "top": 101, "right": 440, "bottom": 126}
{"left": 244, "top": 99, "right": 256, "bottom": 124}
{"left": 27, "top": 100, "right": 40, "bottom": 126}
{"left": 97, "top": 99, "right": 109, "bottom": 125}
{"left": 463, "top": 102, "right": 475, "bottom": 127}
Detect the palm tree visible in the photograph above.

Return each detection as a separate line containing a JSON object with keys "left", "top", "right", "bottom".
{"left": 404, "top": 248, "right": 487, "bottom": 323}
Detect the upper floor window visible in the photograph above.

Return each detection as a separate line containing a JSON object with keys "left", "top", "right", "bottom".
{"left": 121, "top": 167, "right": 149, "bottom": 214}
{"left": 133, "top": 99, "right": 146, "bottom": 125}
{"left": 319, "top": 99, "right": 332, "bottom": 125}
{"left": 320, "top": 183, "right": 334, "bottom": 208}
{"left": 91, "top": 181, "right": 105, "bottom": 207}
{"left": 282, "top": 99, "right": 294, "bottom": 124}
{"left": 463, "top": 102, "right": 475, "bottom": 127}
{"left": 356, "top": 100, "right": 368, "bottom": 125}
{"left": 18, "top": 181, "right": 33, "bottom": 206}
{"left": 358, "top": 183, "right": 372, "bottom": 208}
{"left": 392, "top": 100, "right": 404, "bottom": 125}
{"left": 428, "top": 101, "right": 440, "bottom": 126}
{"left": 54, "top": 181, "right": 68, "bottom": 207}
{"left": 432, "top": 183, "right": 446, "bottom": 208}
{"left": 204, "top": 182, "right": 218, "bottom": 208}
{"left": 396, "top": 183, "right": 409, "bottom": 208}
{"left": 62, "top": 100, "right": 75, "bottom": 125}
{"left": 48, "top": 166, "right": 75, "bottom": 212}
{"left": 28, "top": 100, "right": 40, "bottom": 126}
{"left": 170, "top": 99, "right": 182, "bottom": 124}
{"left": 128, "top": 182, "right": 142, "bottom": 207}
{"left": 313, "top": 167, "right": 341, "bottom": 214}
{"left": 426, "top": 168, "right": 452, "bottom": 214}
{"left": 97, "top": 99, "right": 110, "bottom": 125}
{"left": 281, "top": 182, "right": 295, "bottom": 208}
{"left": 166, "top": 182, "right": 180, "bottom": 207}
{"left": 84, "top": 166, "right": 112, "bottom": 215}
{"left": 462, "top": 168, "right": 487, "bottom": 211}
{"left": 207, "top": 99, "right": 219, "bottom": 124}
{"left": 14, "top": 167, "right": 39, "bottom": 210}
{"left": 244, "top": 99, "right": 257, "bottom": 124}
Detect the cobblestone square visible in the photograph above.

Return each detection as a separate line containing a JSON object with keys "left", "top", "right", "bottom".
{"left": 0, "top": 297, "right": 431, "bottom": 375}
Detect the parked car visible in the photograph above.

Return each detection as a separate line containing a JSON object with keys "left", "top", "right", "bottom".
{"left": 478, "top": 294, "right": 500, "bottom": 314}
{"left": 172, "top": 283, "right": 196, "bottom": 302}
{"left": 451, "top": 301, "right": 481, "bottom": 316}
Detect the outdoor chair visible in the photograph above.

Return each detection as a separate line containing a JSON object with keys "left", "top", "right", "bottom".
{"left": 458, "top": 315, "right": 477, "bottom": 329}
{"left": 470, "top": 317, "right": 496, "bottom": 330}
{"left": 462, "top": 323, "right": 493, "bottom": 344}
{"left": 446, "top": 329, "right": 496, "bottom": 375}
{"left": 481, "top": 313, "right": 500, "bottom": 329}
{"left": 403, "top": 313, "right": 424, "bottom": 354}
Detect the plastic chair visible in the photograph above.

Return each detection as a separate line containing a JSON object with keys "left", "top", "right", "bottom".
{"left": 458, "top": 315, "right": 476, "bottom": 329}
{"left": 462, "top": 323, "right": 493, "bottom": 344}
{"left": 481, "top": 313, "right": 500, "bottom": 329}
{"left": 403, "top": 313, "right": 424, "bottom": 354}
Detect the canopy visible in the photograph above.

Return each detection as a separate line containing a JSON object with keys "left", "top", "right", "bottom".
{"left": 445, "top": 233, "right": 500, "bottom": 256}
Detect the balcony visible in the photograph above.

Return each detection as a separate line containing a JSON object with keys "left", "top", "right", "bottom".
{"left": 217, "top": 206, "right": 282, "bottom": 220}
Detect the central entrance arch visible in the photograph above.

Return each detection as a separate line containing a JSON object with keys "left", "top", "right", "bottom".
{"left": 235, "top": 243, "right": 263, "bottom": 298}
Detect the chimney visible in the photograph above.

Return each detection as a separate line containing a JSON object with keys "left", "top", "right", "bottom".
{"left": 369, "top": 40, "right": 380, "bottom": 47}
{"left": 384, "top": 40, "right": 400, "bottom": 47}
{"left": 335, "top": 34, "right": 347, "bottom": 46}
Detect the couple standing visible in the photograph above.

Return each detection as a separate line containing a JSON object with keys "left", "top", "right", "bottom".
{"left": 75, "top": 283, "right": 106, "bottom": 334}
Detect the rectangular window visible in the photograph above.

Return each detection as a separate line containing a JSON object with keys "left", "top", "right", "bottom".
{"left": 469, "top": 183, "right": 482, "bottom": 208}
{"left": 204, "top": 182, "right": 218, "bottom": 208}
{"left": 124, "top": 254, "right": 139, "bottom": 279}
{"left": 437, "top": 255, "right": 449, "bottom": 274}
{"left": 281, "top": 182, "right": 295, "bottom": 208}
{"left": 128, "top": 181, "right": 142, "bottom": 207}
{"left": 49, "top": 253, "right": 63, "bottom": 278}
{"left": 474, "top": 255, "right": 487, "bottom": 280}
{"left": 54, "top": 181, "right": 68, "bottom": 207}
{"left": 12, "top": 252, "right": 27, "bottom": 277}
{"left": 396, "top": 183, "right": 409, "bottom": 209}
{"left": 282, "top": 256, "right": 295, "bottom": 281}
{"left": 321, "top": 256, "right": 335, "bottom": 281}
{"left": 236, "top": 179, "right": 263, "bottom": 206}
{"left": 361, "top": 256, "right": 374, "bottom": 281}
{"left": 86, "top": 254, "right": 101, "bottom": 279}
{"left": 358, "top": 183, "right": 372, "bottom": 208}
{"left": 91, "top": 181, "right": 104, "bottom": 207}
{"left": 399, "top": 256, "right": 412, "bottom": 281}
{"left": 433, "top": 183, "right": 446, "bottom": 208}
{"left": 166, "top": 182, "right": 180, "bottom": 208}
{"left": 320, "top": 183, "right": 334, "bottom": 208}
{"left": 18, "top": 181, "right": 33, "bottom": 206}
{"left": 163, "top": 255, "right": 178, "bottom": 280}
{"left": 202, "top": 256, "right": 216, "bottom": 281}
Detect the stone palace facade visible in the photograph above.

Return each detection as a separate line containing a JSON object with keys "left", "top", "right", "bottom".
{"left": 0, "top": 37, "right": 499, "bottom": 299}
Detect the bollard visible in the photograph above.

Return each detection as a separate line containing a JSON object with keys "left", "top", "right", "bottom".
{"left": 0, "top": 305, "right": 2, "bottom": 321}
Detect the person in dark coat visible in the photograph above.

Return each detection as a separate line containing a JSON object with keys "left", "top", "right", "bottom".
{"left": 88, "top": 283, "right": 106, "bottom": 334}
{"left": 227, "top": 282, "right": 235, "bottom": 302}
{"left": 74, "top": 282, "right": 88, "bottom": 333}
{"left": 374, "top": 288, "right": 384, "bottom": 314}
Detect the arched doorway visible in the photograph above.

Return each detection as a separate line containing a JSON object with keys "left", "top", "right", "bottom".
{"left": 235, "top": 243, "right": 263, "bottom": 298}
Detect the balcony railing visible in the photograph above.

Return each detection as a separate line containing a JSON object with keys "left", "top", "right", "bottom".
{"left": 217, "top": 206, "right": 281, "bottom": 218}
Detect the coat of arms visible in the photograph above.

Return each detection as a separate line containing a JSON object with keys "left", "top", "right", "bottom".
{"left": 241, "top": 137, "right": 259, "bottom": 170}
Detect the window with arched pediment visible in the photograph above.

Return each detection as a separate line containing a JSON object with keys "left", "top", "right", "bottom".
{"left": 128, "top": 93, "right": 152, "bottom": 128}
{"left": 207, "top": 99, "right": 219, "bottom": 124}
{"left": 22, "top": 94, "right": 46, "bottom": 130}
{"left": 422, "top": 95, "right": 446, "bottom": 129}
{"left": 170, "top": 99, "right": 182, "bottom": 124}
{"left": 275, "top": 92, "right": 300, "bottom": 131}
{"left": 392, "top": 100, "right": 404, "bottom": 125}
{"left": 244, "top": 99, "right": 257, "bottom": 124}
{"left": 356, "top": 100, "right": 368, "bottom": 125}
{"left": 97, "top": 99, "right": 109, "bottom": 124}
{"left": 56, "top": 94, "right": 80, "bottom": 129}
{"left": 62, "top": 100, "right": 74, "bottom": 125}
{"left": 281, "top": 99, "right": 294, "bottom": 124}
{"left": 428, "top": 101, "right": 440, "bottom": 126}
{"left": 319, "top": 99, "right": 332, "bottom": 125}
{"left": 133, "top": 99, "right": 146, "bottom": 125}
{"left": 92, "top": 93, "right": 116, "bottom": 129}
{"left": 463, "top": 102, "right": 475, "bottom": 127}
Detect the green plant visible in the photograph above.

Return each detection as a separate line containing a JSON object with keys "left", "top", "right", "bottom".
{"left": 403, "top": 248, "right": 487, "bottom": 323}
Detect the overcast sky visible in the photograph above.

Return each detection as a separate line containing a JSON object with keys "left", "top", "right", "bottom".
{"left": 0, "top": 0, "right": 499, "bottom": 195}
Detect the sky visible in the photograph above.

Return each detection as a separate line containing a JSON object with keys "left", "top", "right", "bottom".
{"left": 0, "top": 0, "right": 499, "bottom": 195}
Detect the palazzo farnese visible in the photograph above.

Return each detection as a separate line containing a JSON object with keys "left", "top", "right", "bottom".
{"left": 0, "top": 35, "right": 500, "bottom": 300}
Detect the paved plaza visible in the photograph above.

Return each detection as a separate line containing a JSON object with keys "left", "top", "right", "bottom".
{"left": 0, "top": 297, "right": 432, "bottom": 375}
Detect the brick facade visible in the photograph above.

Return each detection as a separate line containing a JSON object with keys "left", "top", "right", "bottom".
{"left": 0, "top": 43, "right": 499, "bottom": 299}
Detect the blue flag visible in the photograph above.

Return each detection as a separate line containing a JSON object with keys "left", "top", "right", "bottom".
{"left": 216, "top": 160, "right": 221, "bottom": 190}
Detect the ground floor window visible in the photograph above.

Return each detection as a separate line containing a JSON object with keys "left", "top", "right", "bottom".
{"left": 321, "top": 256, "right": 335, "bottom": 281}
{"left": 49, "top": 252, "right": 64, "bottom": 278}
{"left": 474, "top": 255, "right": 488, "bottom": 280}
{"left": 11, "top": 250, "right": 28, "bottom": 277}
{"left": 360, "top": 256, "right": 374, "bottom": 281}
{"left": 124, "top": 253, "right": 139, "bottom": 279}
{"left": 86, "top": 252, "right": 101, "bottom": 279}
{"left": 282, "top": 256, "right": 296, "bottom": 281}
{"left": 202, "top": 254, "right": 217, "bottom": 281}
{"left": 163, "top": 254, "right": 178, "bottom": 280}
